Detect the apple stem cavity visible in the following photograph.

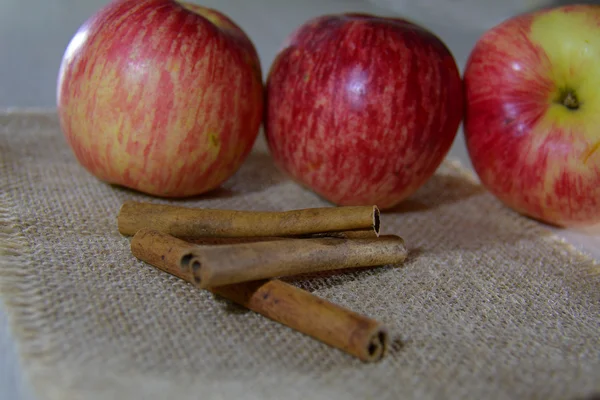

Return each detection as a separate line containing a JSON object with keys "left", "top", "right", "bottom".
{"left": 557, "top": 89, "right": 580, "bottom": 110}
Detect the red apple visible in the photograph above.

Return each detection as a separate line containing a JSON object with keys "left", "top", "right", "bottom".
{"left": 264, "top": 13, "right": 463, "bottom": 209}
{"left": 463, "top": 4, "right": 600, "bottom": 227}
{"left": 57, "top": 0, "right": 263, "bottom": 197}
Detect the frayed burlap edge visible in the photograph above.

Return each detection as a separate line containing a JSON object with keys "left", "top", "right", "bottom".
{"left": 0, "top": 108, "right": 70, "bottom": 399}
{"left": 0, "top": 168, "right": 50, "bottom": 399}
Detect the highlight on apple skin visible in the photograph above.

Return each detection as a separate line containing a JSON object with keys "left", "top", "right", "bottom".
{"left": 463, "top": 4, "right": 600, "bottom": 227}
{"left": 56, "top": 0, "right": 264, "bottom": 198}
{"left": 264, "top": 13, "right": 463, "bottom": 210}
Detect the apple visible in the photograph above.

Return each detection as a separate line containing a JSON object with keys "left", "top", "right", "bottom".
{"left": 56, "top": 0, "right": 263, "bottom": 197}
{"left": 463, "top": 4, "right": 600, "bottom": 227}
{"left": 264, "top": 13, "right": 463, "bottom": 209}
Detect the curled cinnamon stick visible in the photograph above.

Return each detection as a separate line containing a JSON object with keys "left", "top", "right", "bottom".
{"left": 117, "top": 201, "right": 380, "bottom": 238}
{"left": 131, "top": 229, "right": 406, "bottom": 288}
{"left": 130, "top": 229, "right": 389, "bottom": 362}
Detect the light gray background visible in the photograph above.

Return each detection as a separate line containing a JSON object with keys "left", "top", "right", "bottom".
{"left": 1, "top": 0, "right": 598, "bottom": 399}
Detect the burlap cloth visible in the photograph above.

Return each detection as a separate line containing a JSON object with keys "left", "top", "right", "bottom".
{"left": 0, "top": 110, "right": 598, "bottom": 400}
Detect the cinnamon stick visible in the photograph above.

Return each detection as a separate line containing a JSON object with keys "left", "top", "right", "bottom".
{"left": 130, "top": 229, "right": 389, "bottom": 362}
{"left": 117, "top": 201, "right": 380, "bottom": 238}
{"left": 131, "top": 229, "right": 406, "bottom": 288}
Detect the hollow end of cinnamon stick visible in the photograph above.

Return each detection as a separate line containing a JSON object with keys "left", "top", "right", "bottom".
{"left": 366, "top": 327, "right": 389, "bottom": 362}
{"left": 372, "top": 205, "right": 380, "bottom": 237}
{"left": 179, "top": 253, "right": 195, "bottom": 271}
{"left": 130, "top": 228, "right": 201, "bottom": 282}
{"left": 179, "top": 254, "right": 203, "bottom": 285}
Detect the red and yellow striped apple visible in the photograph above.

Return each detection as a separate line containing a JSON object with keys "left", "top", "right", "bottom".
{"left": 463, "top": 4, "right": 600, "bottom": 227}
{"left": 264, "top": 14, "right": 463, "bottom": 209}
{"left": 57, "top": 0, "right": 263, "bottom": 197}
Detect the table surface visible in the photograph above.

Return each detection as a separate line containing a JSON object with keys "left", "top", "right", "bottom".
{"left": 1, "top": 0, "right": 598, "bottom": 399}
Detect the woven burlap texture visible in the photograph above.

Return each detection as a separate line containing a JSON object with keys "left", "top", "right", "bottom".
{"left": 0, "top": 111, "right": 598, "bottom": 400}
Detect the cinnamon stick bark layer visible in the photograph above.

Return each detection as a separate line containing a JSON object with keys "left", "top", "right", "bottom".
{"left": 130, "top": 229, "right": 389, "bottom": 362}
{"left": 132, "top": 228, "right": 406, "bottom": 288}
{"left": 118, "top": 201, "right": 380, "bottom": 238}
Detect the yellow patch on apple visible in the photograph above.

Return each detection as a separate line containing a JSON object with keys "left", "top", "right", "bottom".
{"left": 530, "top": 9, "right": 600, "bottom": 134}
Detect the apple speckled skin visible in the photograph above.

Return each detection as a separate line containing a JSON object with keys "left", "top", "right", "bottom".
{"left": 57, "top": 0, "right": 264, "bottom": 197}
{"left": 464, "top": 5, "right": 600, "bottom": 227}
{"left": 264, "top": 14, "right": 463, "bottom": 210}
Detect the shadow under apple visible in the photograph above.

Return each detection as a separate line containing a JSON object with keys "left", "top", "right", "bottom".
{"left": 384, "top": 171, "right": 487, "bottom": 214}
{"left": 109, "top": 149, "right": 288, "bottom": 203}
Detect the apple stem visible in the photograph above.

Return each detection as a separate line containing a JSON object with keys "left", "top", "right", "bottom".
{"left": 559, "top": 90, "right": 579, "bottom": 110}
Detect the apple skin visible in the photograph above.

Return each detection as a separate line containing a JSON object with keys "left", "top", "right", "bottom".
{"left": 57, "top": 0, "right": 263, "bottom": 197}
{"left": 463, "top": 4, "right": 600, "bottom": 227}
{"left": 264, "top": 14, "right": 463, "bottom": 209}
